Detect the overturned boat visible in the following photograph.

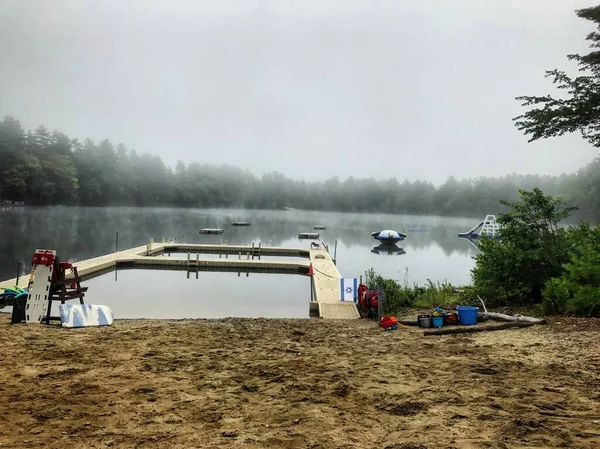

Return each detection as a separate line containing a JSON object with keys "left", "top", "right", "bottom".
{"left": 371, "top": 229, "right": 407, "bottom": 244}
{"left": 458, "top": 215, "right": 501, "bottom": 238}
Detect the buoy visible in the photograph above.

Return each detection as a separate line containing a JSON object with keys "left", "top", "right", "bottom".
{"left": 308, "top": 263, "right": 314, "bottom": 276}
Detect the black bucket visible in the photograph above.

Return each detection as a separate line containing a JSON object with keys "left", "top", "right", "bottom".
{"left": 418, "top": 314, "right": 433, "bottom": 328}
{"left": 11, "top": 296, "right": 27, "bottom": 324}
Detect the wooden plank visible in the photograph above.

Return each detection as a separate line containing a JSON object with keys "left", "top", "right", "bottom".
{"left": 319, "top": 302, "right": 360, "bottom": 319}
{"left": 423, "top": 321, "right": 542, "bottom": 336}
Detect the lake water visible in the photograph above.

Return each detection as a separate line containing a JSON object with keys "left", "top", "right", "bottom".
{"left": 0, "top": 207, "right": 480, "bottom": 318}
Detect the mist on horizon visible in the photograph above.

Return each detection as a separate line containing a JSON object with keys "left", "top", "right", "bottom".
{"left": 1, "top": 0, "right": 599, "bottom": 184}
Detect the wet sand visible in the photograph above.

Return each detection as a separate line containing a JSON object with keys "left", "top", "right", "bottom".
{"left": 0, "top": 315, "right": 598, "bottom": 448}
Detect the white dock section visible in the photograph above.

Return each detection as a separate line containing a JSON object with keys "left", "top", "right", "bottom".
{"left": 1, "top": 242, "right": 359, "bottom": 319}
{"left": 309, "top": 247, "right": 360, "bottom": 319}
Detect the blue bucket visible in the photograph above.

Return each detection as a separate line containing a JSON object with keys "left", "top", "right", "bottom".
{"left": 432, "top": 316, "right": 443, "bottom": 328}
{"left": 456, "top": 306, "right": 479, "bottom": 326}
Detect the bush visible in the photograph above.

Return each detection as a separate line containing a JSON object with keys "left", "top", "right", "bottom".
{"left": 472, "top": 188, "right": 575, "bottom": 305}
{"left": 543, "top": 225, "right": 600, "bottom": 317}
{"left": 363, "top": 268, "right": 463, "bottom": 315}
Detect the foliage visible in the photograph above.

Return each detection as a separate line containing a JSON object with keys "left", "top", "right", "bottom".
{"left": 2, "top": 116, "right": 600, "bottom": 220}
{"left": 364, "top": 268, "right": 461, "bottom": 315}
{"left": 543, "top": 223, "right": 600, "bottom": 317}
{"left": 473, "top": 188, "right": 576, "bottom": 305}
{"left": 514, "top": 5, "right": 600, "bottom": 147}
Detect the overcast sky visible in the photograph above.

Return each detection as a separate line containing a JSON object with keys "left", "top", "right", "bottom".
{"left": 1, "top": 0, "right": 598, "bottom": 184}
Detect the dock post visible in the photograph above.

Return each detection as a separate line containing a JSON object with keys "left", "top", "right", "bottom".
{"left": 334, "top": 240, "right": 338, "bottom": 261}
{"left": 376, "top": 285, "right": 385, "bottom": 323}
{"left": 115, "top": 231, "right": 119, "bottom": 252}
{"left": 238, "top": 252, "right": 241, "bottom": 260}
{"left": 187, "top": 252, "right": 190, "bottom": 268}
{"left": 225, "top": 239, "right": 228, "bottom": 245}
{"left": 196, "top": 253, "right": 199, "bottom": 267}
{"left": 310, "top": 276, "right": 314, "bottom": 302}
{"left": 360, "top": 275, "right": 363, "bottom": 284}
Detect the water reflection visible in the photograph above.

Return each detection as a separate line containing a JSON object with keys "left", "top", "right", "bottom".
{"left": 0, "top": 207, "right": 482, "bottom": 285}
{"left": 84, "top": 269, "right": 309, "bottom": 319}
{"left": 371, "top": 244, "right": 406, "bottom": 256}
{"left": 458, "top": 236, "right": 482, "bottom": 253}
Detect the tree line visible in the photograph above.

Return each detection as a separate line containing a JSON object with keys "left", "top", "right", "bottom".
{"left": 1, "top": 115, "right": 599, "bottom": 220}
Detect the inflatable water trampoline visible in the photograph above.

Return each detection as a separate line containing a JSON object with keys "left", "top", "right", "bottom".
{"left": 371, "top": 229, "right": 407, "bottom": 244}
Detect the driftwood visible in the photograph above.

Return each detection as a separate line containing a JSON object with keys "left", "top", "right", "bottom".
{"left": 479, "top": 312, "right": 544, "bottom": 323}
{"left": 478, "top": 296, "right": 545, "bottom": 324}
{"left": 423, "top": 321, "right": 538, "bottom": 336}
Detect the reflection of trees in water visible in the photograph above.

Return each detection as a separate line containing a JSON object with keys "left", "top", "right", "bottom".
{"left": 0, "top": 208, "right": 480, "bottom": 280}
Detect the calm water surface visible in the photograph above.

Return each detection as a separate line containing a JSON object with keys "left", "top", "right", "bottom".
{"left": 0, "top": 207, "right": 481, "bottom": 317}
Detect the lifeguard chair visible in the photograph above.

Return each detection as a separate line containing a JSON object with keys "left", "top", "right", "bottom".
{"left": 15, "top": 249, "right": 87, "bottom": 325}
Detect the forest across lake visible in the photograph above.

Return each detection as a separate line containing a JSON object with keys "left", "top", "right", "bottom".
{"left": 1, "top": 116, "right": 600, "bottom": 221}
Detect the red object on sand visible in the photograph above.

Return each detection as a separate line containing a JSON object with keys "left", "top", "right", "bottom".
{"left": 379, "top": 315, "right": 398, "bottom": 329}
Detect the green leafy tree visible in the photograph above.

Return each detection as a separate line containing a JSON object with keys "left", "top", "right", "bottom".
{"left": 514, "top": 5, "right": 600, "bottom": 146}
{"left": 543, "top": 222, "right": 600, "bottom": 316}
{"left": 473, "top": 188, "right": 576, "bottom": 304}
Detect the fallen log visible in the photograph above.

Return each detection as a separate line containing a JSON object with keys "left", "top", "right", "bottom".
{"left": 479, "top": 312, "right": 545, "bottom": 323}
{"left": 478, "top": 296, "right": 545, "bottom": 323}
{"left": 423, "top": 321, "right": 541, "bottom": 336}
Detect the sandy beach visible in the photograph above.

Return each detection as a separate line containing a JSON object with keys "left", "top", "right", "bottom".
{"left": 0, "top": 314, "right": 598, "bottom": 449}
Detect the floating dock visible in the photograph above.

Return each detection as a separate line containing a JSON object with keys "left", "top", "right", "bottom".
{"left": 298, "top": 232, "right": 320, "bottom": 239}
{"left": 199, "top": 228, "right": 224, "bottom": 235}
{"left": 231, "top": 222, "right": 251, "bottom": 227}
{"left": 313, "top": 225, "right": 326, "bottom": 230}
{"left": 0, "top": 242, "right": 358, "bottom": 320}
